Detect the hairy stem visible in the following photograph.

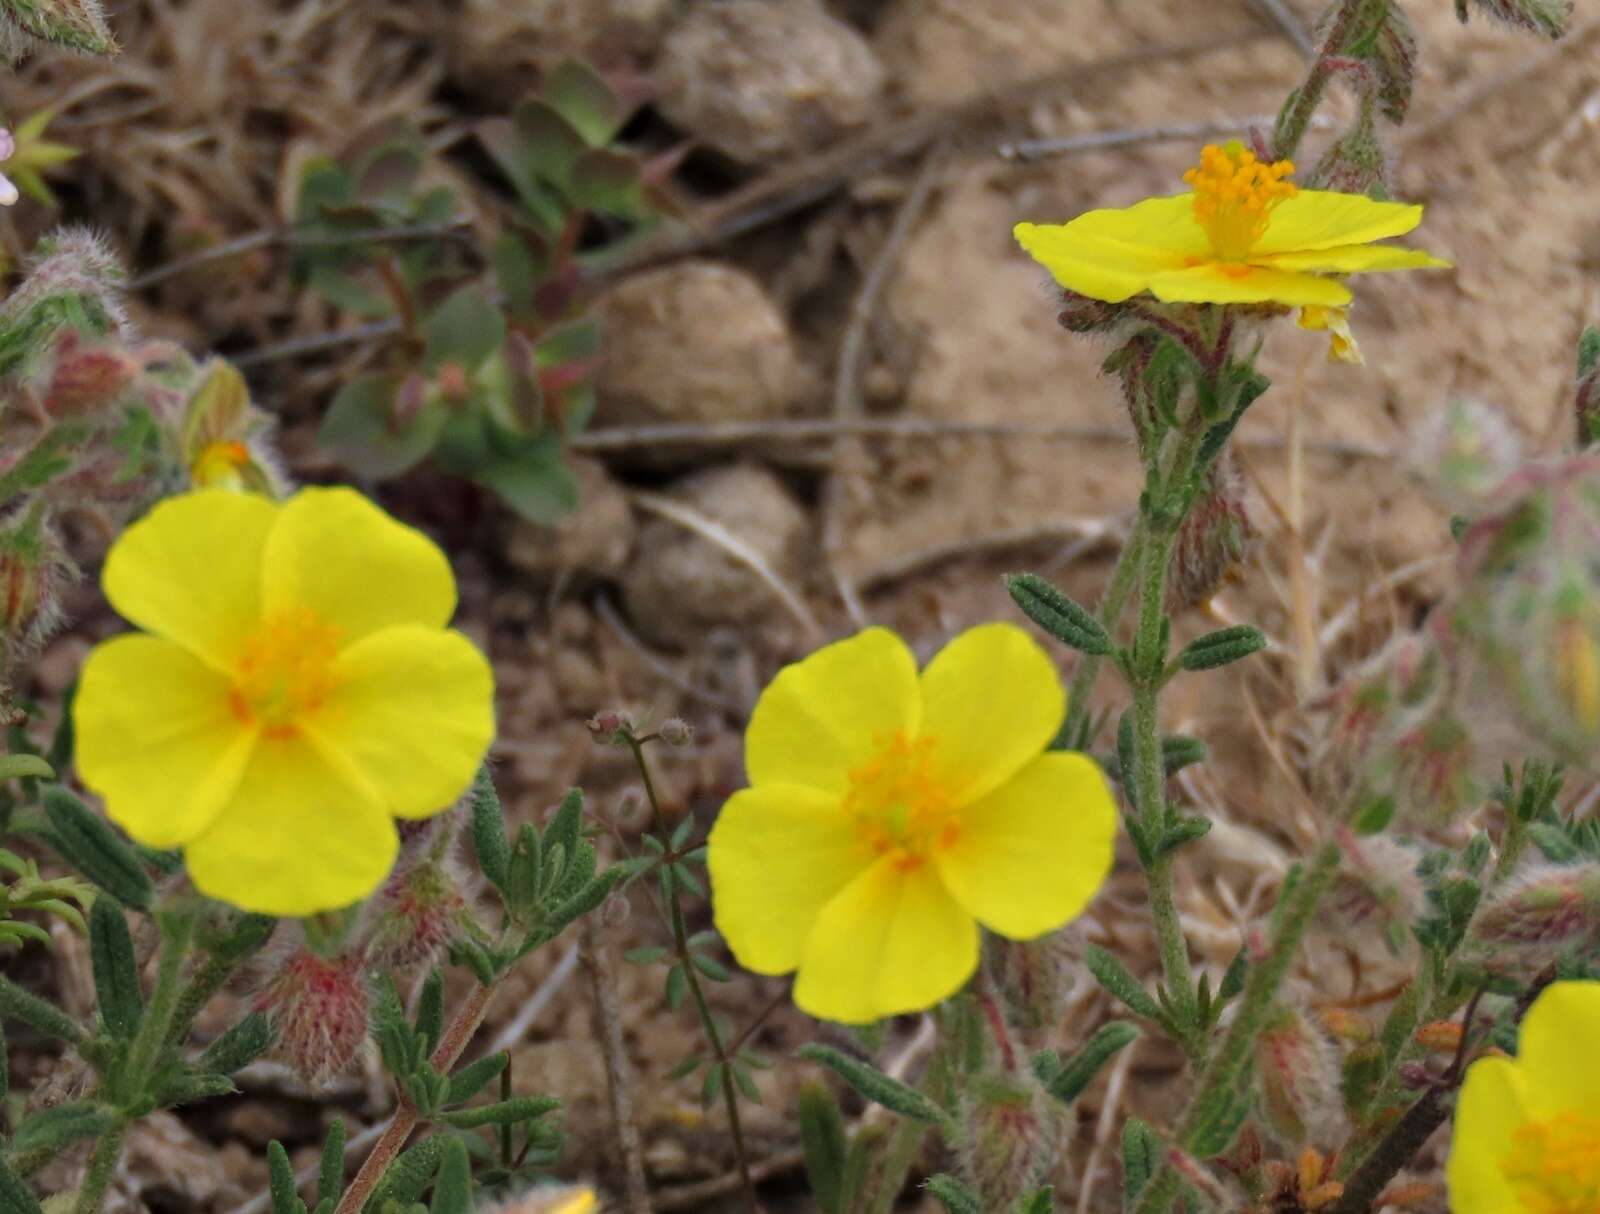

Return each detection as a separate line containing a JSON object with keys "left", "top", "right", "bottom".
{"left": 334, "top": 981, "right": 497, "bottom": 1214}
{"left": 1272, "top": 0, "right": 1367, "bottom": 160}
{"left": 72, "top": 1123, "right": 126, "bottom": 1214}
{"left": 1060, "top": 518, "right": 1147, "bottom": 745}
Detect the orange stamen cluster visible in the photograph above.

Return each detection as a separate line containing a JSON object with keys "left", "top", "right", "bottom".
{"left": 192, "top": 440, "right": 252, "bottom": 488}
{"left": 1184, "top": 143, "right": 1297, "bottom": 262}
{"left": 1502, "top": 1110, "right": 1600, "bottom": 1214}
{"left": 230, "top": 605, "right": 342, "bottom": 735}
{"left": 843, "top": 731, "right": 960, "bottom": 871}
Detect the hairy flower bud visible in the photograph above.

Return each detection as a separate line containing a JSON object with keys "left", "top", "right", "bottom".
{"left": 0, "top": 228, "right": 127, "bottom": 382}
{"left": 1328, "top": 836, "right": 1426, "bottom": 943}
{"left": 0, "top": 515, "right": 71, "bottom": 665}
{"left": 658, "top": 717, "right": 693, "bottom": 747}
{"left": 1167, "top": 451, "right": 1255, "bottom": 610}
{"left": 0, "top": 0, "right": 117, "bottom": 58}
{"left": 991, "top": 931, "right": 1078, "bottom": 1041}
{"left": 366, "top": 853, "right": 475, "bottom": 970}
{"left": 955, "top": 1073, "right": 1061, "bottom": 1211}
{"left": 1370, "top": 2, "right": 1418, "bottom": 123}
{"left": 254, "top": 946, "right": 369, "bottom": 1085}
{"left": 39, "top": 330, "right": 138, "bottom": 417}
{"left": 1254, "top": 1006, "right": 1342, "bottom": 1149}
{"left": 1468, "top": 862, "right": 1600, "bottom": 967}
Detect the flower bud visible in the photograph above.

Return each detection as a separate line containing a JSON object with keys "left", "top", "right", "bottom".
{"left": 1254, "top": 1006, "right": 1342, "bottom": 1149}
{"left": 990, "top": 931, "right": 1078, "bottom": 1041}
{"left": 587, "top": 709, "right": 635, "bottom": 740}
{"left": 954, "top": 1073, "right": 1061, "bottom": 1211}
{"left": 1414, "top": 1020, "right": 1464, "bottom": 1055}
{"left": 366, "top": 853, "right": 475, "bottom": 970}
{"left": 178, "top": 359, "right": 286, "bottom": 495}
{"left": 658, "top": 717, "right": 693, "bottom": 747}
{"left": 1328, "top": 836, "right": 1426, "bottom": 939}
{"left": 39, "top": 331, "right": 138, "bottom": 418}
{"left": 0, "top": 229, "right": 128, "bottom": 377}
{"left": 0, "top": 517, "right": 71, "bottom": 664}
{"left": 1370, "top": 2, "right": 1418, "bottom": 123}
{"left": 253, "top": 946, "right": 369, "bottom": 1085}
{"left": 1167, "top": 451, "right": 1255, "bottom": 610}
{"left": 1468, "top": 862, "right": 1600, "bottom": 965}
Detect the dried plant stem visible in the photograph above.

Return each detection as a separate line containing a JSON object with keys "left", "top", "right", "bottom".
{"left": 579, "top": 917, "right": 652, "bottom": 1214}
{"left": 334, "top": 981, "right": 497, "bottom": 1214}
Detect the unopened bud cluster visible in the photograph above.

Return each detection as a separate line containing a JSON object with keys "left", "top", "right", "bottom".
{"left": 954, "top": 1072, "right": 1060, "bottom": 1211}
{"left": 1466, "top": 861, "right": 1600, "bottom": 973}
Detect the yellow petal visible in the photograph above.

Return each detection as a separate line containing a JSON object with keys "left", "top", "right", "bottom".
{"left": 74, "top": 635, "right": 257, "bottom": 847}
{"left": 1014, "top": 199, "right": 1205, "bottom": 304}
{"left": 1146, "top": 264, "right": 1353, "bottom": 307}
{"left": 184, "top": 735, "right": 397, "bottom": 917}
{"left": 1258, "top": 243, "right": 1451, "bottom": 273}
{"left": 745, "top": 627, "right": 921, "bottom": 795}
{"left": 707, "top": 783, "right": 875, "bottom": 976}
{"left": 793, "top": 855, "right": 978, "bottom": 1023}
{"left": 935, "top": 752, "right": 1116, "bottom": 939}
{"left": 918, "top": 622, "right": 1065, "bottom": 806}
{"left": 102, "top": 490, "right": 278, "bottom": 672}
{"left": 261, "top": 487, "right": 456, "bottom": 647}
{"left": 1254, "top": 192, "right": 1424, "bottom": 254}
{"left": 1446, "top": 1055, "right": 1531, "bottom": 1214}
{"left": 307, "top": 625, "right": 495, "bottom": 819}
{"left": 1512, "top": 980, "right": 1600, "bottom": 1118}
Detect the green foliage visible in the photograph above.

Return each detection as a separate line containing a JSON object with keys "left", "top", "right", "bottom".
{"left": 1032, "top": 1021, "right": 1139, "bottom": 1106}
{"left": 798, "top": 1084, "right": 848, "bottom": 1214}
{"left": 798, "top": 1044, "right": 951, "bottom": 1128}
{"left": 40, "top": 785, "right": 152, "bottom": 908}
{"left": 1006, "top": 574, "right": 1115, "bottom": 656}
{"left": 1121, "top": 1117, "right": 1162, "bottom": 1204}
{"left": 924, "top": 1174, "right": 982, "bottom": 1214}
{"left": 1176, "top": 624, "right": 1267, "bottom": 673}
{"left": 0, "top": 0, "right": 116, "bottom": 55}
{"left": 0, "top": 845, "right": 91, "bottom": 949}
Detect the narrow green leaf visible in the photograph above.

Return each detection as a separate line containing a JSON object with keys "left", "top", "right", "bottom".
{"left": 41, "top": 787, "right": 152, "bottom": 908}
{"left": 429, "top": 1137, "right": 471, "bottom": 1214}
{"left": 446, "top": 1051, "right": 509, "bottom": 1106}
{"left": 1122, "top": 1117, "right": 1162, "bottom": 1205}
{"left": 1038, "top": 1021, "right": 1139, "bottom": 1106}
{"left": 0, "top": 974, "right": 83, "bottom": 1044}
{"left": 1084, "top": 944, "right": 1163, "bottom": 1021}
{"left": 436, "top": 1095, "right": 561, "bottom": 1128}
{"left": 1007, "top": 573, "right": 1115, "bottom": 655}
{"left": 267, "top": 1140, "right": 298, "bottom": 1214}
{"left": 470, "top": 767, "right": 512, "bottom": 890}
{"left": 797, "top": 1084, "right": 847, "bottom": 1214}
{"left": 89, "top": 897, "right": 142, "bottom": 1039}
{"left": 923, "top": 1174, "right": 981, "bottom": 1214}
{"left": 0, "top": 755, "right": 53, "bottom": 782}
{"left": 319, "top": 1118, "right": 346, "bottom": 1208}
{"left": 797, "top": 1044, "right": 949, "bottom": 1127}
{"left": 199, "top": 1012, "right": 274, "bottom": 1075}
{"left": 415, "top": 969, "right": 445, "bottom": 1054}
{"left": 0, "top": 1153, "right": 43, "bottom": 1214}
{"left": 1177, "top": 625, "right": 1267, "bottom": 672}
{"left": 10, "top": 1101, "right": 114, "bottom": 1155}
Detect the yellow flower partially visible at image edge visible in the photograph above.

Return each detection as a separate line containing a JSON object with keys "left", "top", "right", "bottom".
{"left": 1014, "top": 142, "right": 1449, "bottom": 312}
{"left": 72, "top": 487, "right": 496, "bottom": 917}
{"left": 707, "top": 623, "right": 1118, "bottom": 1024}
{"left": 1449, "top": 980, "right": 1600, "bottom": 1214}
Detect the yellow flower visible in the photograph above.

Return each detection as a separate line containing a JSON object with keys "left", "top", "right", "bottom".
{"left": 1014, "top": 142, "right": 1449, "bottom": 308}
{"left": 1448, "top": 980, "right": 1600, "bottom": 1213}
{"left": 72, "top": 488, "right": 495, "bottom": 917}
{"left": 707, "top": 623, "right": 1117, "bottom": 1024}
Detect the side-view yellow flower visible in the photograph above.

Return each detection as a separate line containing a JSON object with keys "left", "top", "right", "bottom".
{"left": 707, "top": 623, "right": 1117, "bottom": 1024}
{"left": 1014, "top": 142, "right": 1449, "bottom": 309}
{"left": 73, "top": 487, "right": 495, "bottom": 917}
{"left": 1448, "top": 980, "right": 1600, "bottom": 1213}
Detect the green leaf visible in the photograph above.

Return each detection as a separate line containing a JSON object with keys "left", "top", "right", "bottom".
{"left": 1186, "top": 1081, "right": 1251, "bottom": 1156}
{"left": 1579, "top": 326, "right": 1600, "bottom": 379}
{"left": 446, "top": 1051, "right": 509, "bottom": 1105}
{"left": 797, "top": 1084, "right": 847, "bottom": 1214}
{"left": 10, "top": 1101, "right": 114, "bottom": 1155}
{"left": 319, "top": 1119, "right": 346, "bottom": 1208}
{"left": 568, "top": 148, "right": 646, "bottom": 217}
{"left": 923, "top": 1175, "right": 981, "bottom": 1214}
{"left": 373, "top": 1136, "right": 444, "bottom": 1209}
{"left": 1083, "top": 944, "right": 1163, "bottom": 1021}
{"left": 1036, "top": 1021, "right": 1139, "bottom": 1106}
{"left": 89, "top": 897, "right": 142, "bottom": 1039}
{"left": 318, "top": 375, "right": 446, "bottom": 480}
{"left": 544, "top": 59, "right": 626, "bottom": 146}
{"left": 470, "top": 767, "right": 512, "bottom": 891}
{"left": 1161, "top": 735, "right": 1208, "bottom": 777}
{"left": 424, "top": 287, "right": 506, "bottom": 372}
{"left": 436, "top": 1095, "right": 560, "bottom": 1128}
{"left": 1529, "top": 821, "right": 1583, "bottom": 864}
{"left": 41, "top": 786, "right": 153, "bottom": 909}
{"left": 1018, "top": 1187, "right": 1054, "bottom": 1214}
{"left": 1177, "top": 625, "right": 1267, "bottom": 672}
{"left": 0, "top": 973, "right": 83, "bottom": 1044}
{"left": 0, "top": 1153, "right": 43, "bottom": 1214}
{"left": 797, "top": 1045, "right": 950, "bottom": 1127}
{"left": 469, "top": 439, "right": 581, "bottom": 525}
{"left": 0, "top": 754, "right": 53, "bottom": 782}
{"left": 199, "top": 1012, "right": 274, "bottom": 1075}
{"left": 1121, "top": 1117, "right": 1162, "bottom": 1204}
{"left": 1006, "top": 573, "right": 1115, "bottom": 656}
{"left": 429, "top": 1137, "right": 472, "bottom": 1214}
{"left": 415, "top": 969, "right": 445, "bottom": 1054}
{"left": 268, "top": 1140, "right": 300, "bottom": 1214}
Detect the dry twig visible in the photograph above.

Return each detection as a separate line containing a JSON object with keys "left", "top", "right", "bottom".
{"left": 580, "top": 919, "right": 651, "bottom": 1214}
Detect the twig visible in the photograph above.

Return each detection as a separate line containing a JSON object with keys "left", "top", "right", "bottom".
{"left": 653, "top": 1149, "right": 807, "bottom": 1213}
{"left": 130, "top": 221, "right": 474, "bottom": 290}
{"left": 232, "top": 317, "right": 402, "bottom": 369}
{"left": 572, "top": 415, "right": 1399, "bottom": 461}
{"left": 580, "top": 919, "right": 652, "bottom": 1214}
{"left": 333, "top": 982, "right": 498, "bottom": 1214}
{"left": 627, "top": 488, "right": 824, "bottom": 643}
{"left": 997, "top": 114, "right": 1329, "bottom": 162}
{"left": 825, "top": 147, "right": 947, "bottom": 625}
{"left": 1247, "top": 0, "right": 1316, "bottom": 57}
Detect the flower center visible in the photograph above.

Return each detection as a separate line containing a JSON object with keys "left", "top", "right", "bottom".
{"left": 1183, "top": 143, "right": 1297, "bottom": 263}
{"left": 192, "top": 440, "right": 252, "bottom": 488}
{"left": 1502, "top": 1110, "right": 1600, "bottom": 1214}
{"left": 230, "top": 606, "right": 342, "bottom": 736}
{"left": 843, "top": 731, "right": 960, "bottom": 871}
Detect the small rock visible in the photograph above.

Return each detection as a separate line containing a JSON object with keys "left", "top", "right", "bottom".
{"left": 622, "top": 463, "right": 810, "bottom": 646}
{"left": 504, "top": 456, "right": 634, "bottom": 580}
{"left": 460, "top": 0, "right": 671, "bottom": 68}
{"left": 657, "top": 0, "right": 887, "bottom": 163}
{"left": 594, "top": 261, "right": 800, "bottom": 428}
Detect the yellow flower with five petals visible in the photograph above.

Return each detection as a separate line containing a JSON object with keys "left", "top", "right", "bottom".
{"left": 707, "top": 623, "right": 1117, "bottom": 1024}
{"left": 1014, "top": 143, "right": 1448, "bottom": 309}
{"left": 72, "top": 488, "right": 495, "bottom": 917}
{"left": 1449, "top": 980, "right": 1600, "bottom": 1214}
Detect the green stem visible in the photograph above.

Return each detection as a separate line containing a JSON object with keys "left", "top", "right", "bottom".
{"left": 1131, "top": 843, "right": 1341, "bottom": 1214}
{"left": 72, "top": 1123, "right": 126, "bottom": 1214}
{"left": 863, "top": 1117, "right": 928, "bottom": 1214}
{"left": 1271, "top": 0, "right": 1366, "bottom": 160}
{"left": 1060, "top": 518, "right": 1147, "bottom": 745}
{"left": 119, "top": 911, "right": 194, "bottom": 1104}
